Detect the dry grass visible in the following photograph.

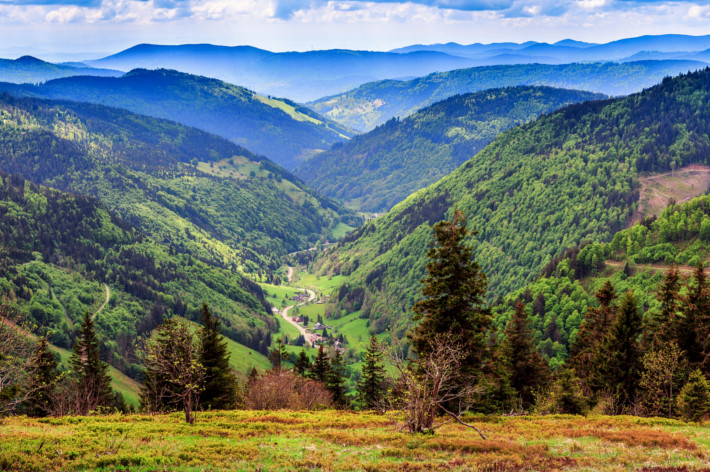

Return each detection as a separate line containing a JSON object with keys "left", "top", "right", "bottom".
{"left": 1, "top": 412, "right": 710, "bottom": 471}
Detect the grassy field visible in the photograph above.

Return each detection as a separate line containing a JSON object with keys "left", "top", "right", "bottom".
{"left": 1, "top": 411, "right": 709, "bottom": 471}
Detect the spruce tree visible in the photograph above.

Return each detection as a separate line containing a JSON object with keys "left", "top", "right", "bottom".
{"left": 677, "top": 369, "right": 710, "bottom": 422}
{"left": 357, "top": 336, "right": 386, "bottom": 410}
{"left": 199, "top": 303, "right": 238, "bottom": 410}
{"left": 569, "top": 280, "right": 617, "bottom": 392}
{"left": 681, "top": 263, "right": 710, "bottom": 368}
{"left": 294, "top": 350, "right": 311, "bottom": 376}
{"left": 646, "top": 267, "right": 681, "bottom": 348}
{"left": 309, "top": 345, "right": 330, "bottom": 383}
{"left": 24, "top": 337, "right": 61, "bottom": 417}
{"left": 499, "top": 302, "right": 551, "bottom": 409}
{"left": 596, "top": 291, "right": 643, "bottom": 411}
{"left": 410, "top": 209, "right": 491, "bottom": 377}
{"left": 70, "top": 312, "right": 114, "bottom": 414}
{"left": 327, "top": 350, "right": 347, "bottom": 408}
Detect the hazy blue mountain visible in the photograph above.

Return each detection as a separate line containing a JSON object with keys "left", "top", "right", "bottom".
{"left": 308, "top": 60, "right": 706, "bottom": 131}
{"left": 0, "top": 55, "right": 121, "bottom": 83}
{"left": 296, "top": 86, "right": 605, "bottom": 212}
{"left": 0, "top": 69, "right": 353, "bottom": 170}
{"left": 389, "top": 34, "right": 710, "bottom": 64}
{"left": 86, "top": 44, "right": 478, "bottom": 101}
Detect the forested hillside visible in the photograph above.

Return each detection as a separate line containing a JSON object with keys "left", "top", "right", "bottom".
{"left": 0, "top": 93, "right": 359, "bottom": 279}
{"left": 0, "top": 170, "right": 274, "bottom": 378}
{"left": 313, "top": 68, "right": 710, "bottom": 340}
{"left": 296, "top": 87, "right": 604, "bottom": 212}
{"left": 494, "top": 194, "right": 710, "bottom": 370}
{"left": 0, "top": 69, "right": 353, "bottom": 170}
{"left": 308, "top": 60, "right": 705, "bottom": 131}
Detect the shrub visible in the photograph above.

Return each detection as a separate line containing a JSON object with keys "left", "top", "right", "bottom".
{"left": 244, "top": 370, "right": 332, "bottom": 410}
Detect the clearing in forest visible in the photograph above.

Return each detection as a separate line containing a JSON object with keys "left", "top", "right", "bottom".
{"left": 631, "top": 165, "right": 710, "bottom": 226}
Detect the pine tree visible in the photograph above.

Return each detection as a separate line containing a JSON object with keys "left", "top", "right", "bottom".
{"left": 596, "top": 291, "right": 643, "bottom": 411}
{"left": 681, "top": 263, "right": 710, "bottom": 368}
{"left": 309, "top": 345, "right": 330, "bottom": 383}
{"left": 646, "top": 267, "right": 681, "bottom": 348}
{"left": 570, "top": 281, "right": 617, "bottom": 393}
{"left": 357, "top": 336, "right": 386, "bottom": 410}
{"left": 542, "top": 369, "right": 589, "bottom": 415}
{"left": 199, "top": 303, "right": 238, "bottom": 410}
{"left": 24, "top": 337, "right": 61, "bottom": 417}
{"left": 410, "top": 209, "right": 491, "bottom": 378}
{"left": 327, "top": 350, "right": 347, "bottom": 408}
{"left": 677, "top": 369, "right": 710, "bottom": 422}
{"left": 294, "top": 350, "right": 311, "bottom": 376}
{"left": 499, "top": 302, "right": 551, "bottom": 409}
{"left": 70, "top": 312, "right": 114, "bottom": 415}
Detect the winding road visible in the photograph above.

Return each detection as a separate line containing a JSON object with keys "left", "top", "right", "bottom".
{"left": 92, "top": 284, "right": 110, "bottom": 321}
{"left": 279, "top": 287, "right": 317, "bottom": 344}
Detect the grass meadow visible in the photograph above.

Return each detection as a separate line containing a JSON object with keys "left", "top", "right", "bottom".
{"left": 2, "top": 411, "right": 710, "bottom": 471}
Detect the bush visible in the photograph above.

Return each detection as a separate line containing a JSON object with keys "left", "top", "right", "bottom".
{"left": 244, "top": 370, "right": 332, "bottom": 410}
{"left": 677, "top": 370, "right": 710, "bottom": 422}
{"left": 536, "top": 369, "right": 589, "bottom": 415}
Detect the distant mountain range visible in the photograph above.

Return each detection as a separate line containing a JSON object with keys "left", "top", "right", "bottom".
{"left": 68, "top": 35, "right": 710, "bottom": 103}
{"left": 0, "top": 55, "right": 121, "bottom": 83}
{"left": 0, "top": 69, "right": 352, "bottom": 170}
{"left": 86, "top": 45, "right": 477, "bottom": 102}
{"left": 308, "top": 61, "right": 707, "bottom": 131}
{"left": 296, "top": 86, "right": 605, "bottom": 212}
{"left": 391, "top": 34, "right": 710, "bottom": 64}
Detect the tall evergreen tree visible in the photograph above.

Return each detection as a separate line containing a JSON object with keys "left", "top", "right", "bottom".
{"left": 24, "top": 337, "right": 61, "bottom": 417}
{"left": 570, "top": 281, "right": 617, "bottom": 394}
{"left": 499, "top": 302, "right": 551, "bottom": 409}
{"left": 596, "top": 291, "right": 643, "bottom": 411}
{"left": 646, "top": 267, "right": 681, "bottom": 348}
{"left": 327, "top": 350, "right": 347, "bottom": 408}
{"left": 681, "top": 263, "right": 710, "bottom": 369}
{"left": 199, "top": 303, "right": 238, "bottom": 410}
{"left": 70, "top": 312, "right": 114, "bottom": 415}
{"left": 309, "top": 345, "right": 330, "bottom": 383}
{"left": 294, "top": 350, "right": 312, "bottom": 376}
{"left": 410, "top": 209, "right": 491, "bottom": 377}
{"left": 357, "top": 336, "right": 386, "bottom": 410}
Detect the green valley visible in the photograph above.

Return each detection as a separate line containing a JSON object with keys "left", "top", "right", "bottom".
{"left": 311, "top": 68, "right": 710, "bottom": 341}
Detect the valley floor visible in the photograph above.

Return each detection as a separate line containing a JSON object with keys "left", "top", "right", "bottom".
{"left": 1, "top": 411, "right": 708, "bottom": 471}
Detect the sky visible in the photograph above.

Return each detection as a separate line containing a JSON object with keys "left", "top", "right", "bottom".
{"left": 1, "top": 0, "right": 710, "bottom": 60}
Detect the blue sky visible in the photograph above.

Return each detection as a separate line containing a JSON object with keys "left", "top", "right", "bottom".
{"left": 1, "top": 0, "right": 709, "bottom": 59}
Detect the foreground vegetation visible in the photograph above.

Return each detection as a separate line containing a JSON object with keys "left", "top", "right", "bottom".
{"left": 1, "top": 411, "right": 708, "bottom": 471}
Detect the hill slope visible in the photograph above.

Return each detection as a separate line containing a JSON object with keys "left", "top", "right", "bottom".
{"left": 296, "top": 86, "right": 605, "bottom": 212}
{"left": 494, "top": 192, "right": 710, "bottom": 370}
{"left": 313, "top": 67, "right": 710, "bottom": 339}
{"left": 0, "top": 170, "right": 274, "bottom": 379}
{"left": 0, "top": 69, "right": 353, "bottom": 170}
{"left": 0, "top": 55, "right": 121, "bottom": 83}
{"left": 87, "top": 44, "right": 479, "bottom": 102}
{"left": 308, "top": 61, "right": 706, "bottom": 131}
{"left": 0, "top": 93, "right": 359, "bottom": 278}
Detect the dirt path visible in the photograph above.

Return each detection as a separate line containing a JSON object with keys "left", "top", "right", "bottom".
{"left": 287, "top": 266, "right": 294, "bottom": 283}
{"left": 605, "top": 260, "right": 707, "bottom": 275}
{"left": 281, "top": 304, "right": 316, "bottom": 345}
{"left": 92, "top": 284, "right": 110, "bottom": 321}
